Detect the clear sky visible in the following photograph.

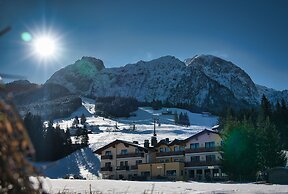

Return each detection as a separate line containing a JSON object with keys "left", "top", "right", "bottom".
{"left": 0, "top": 0, "right": 288, "bottom": 90}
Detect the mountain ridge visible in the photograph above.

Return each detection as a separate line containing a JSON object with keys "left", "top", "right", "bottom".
{"left": 43, "top": 54, "right": 287, "bottom": 113}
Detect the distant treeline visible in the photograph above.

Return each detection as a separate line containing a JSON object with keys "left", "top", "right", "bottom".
{"left": 140, "top": 99, "right": 204, "bottom": 113}
{"left": 174, "top": 112, "right": 190, "bottom": 126}
{"left": 93, "top": 96, "right": 207, "bottom": 118}
{"left": 95, "top": 96, "right": 139, "bottom": 117}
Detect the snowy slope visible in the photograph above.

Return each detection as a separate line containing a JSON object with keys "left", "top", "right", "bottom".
{"left": 35, "top": 148, "right": 100, "bottom": 179}
{"left": 35, "top": 98, "right": 218, "bottom": 179}
{"left": 39, "top": 178, "right": 288, "bottom": 194}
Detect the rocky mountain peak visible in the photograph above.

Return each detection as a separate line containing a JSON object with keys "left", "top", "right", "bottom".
{"left": 75, "top": 56, "right": 105, "bottom": 72}
{"left": 46, "top": 54, "right": 288, "bottom": 112}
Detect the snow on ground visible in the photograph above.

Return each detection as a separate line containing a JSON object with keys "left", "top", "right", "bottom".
{"left": 39, "top": 178, "right": 288, "bottom": 194}
{"left": 34, "top": 148, "right": 100, "bottom": 179}
{"left": 35, "top": 97, "right": 218, "bottom": 179}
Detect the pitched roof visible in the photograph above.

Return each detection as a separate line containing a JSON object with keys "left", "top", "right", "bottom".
{"left": 184, "top": 129, "right": 220, "bottom": 143}
{"left": 94, "top": 139, "right": 148, "bottom": 154}
{"left": 169, "top": 139, "right": 185, "bottom": 146}
{"left": 156, "top": 139, "right": 170, "bottom": 146}
{"left": 156, "top": 129, "right": 219, "bottom": 147}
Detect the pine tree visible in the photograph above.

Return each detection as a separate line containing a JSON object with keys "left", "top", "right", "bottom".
{"left": 24, "top": 113, "right": 45, "bottom": 160}
{"left": 174, "top": 111, "right": 179, "bottom": 125}
{"left": 260, "top": 95, "right": 272, "bottom": 119}
{"left": 183, "top": 112, "right": 190, "bottom": 126}
{"left": 75, "top": 127, "right": 82, "bottom": 144}
{"left": 256, "top": 117, "right": 287, "bottom": 170}
{"left": 80, "top": 113, "right": 86, "bottom": 125}
{"left": 179, "top": 112, "right": 183, "bottom": 125}
{"left": 221, "top": 119, "right": 258, "bottom": 181}
{"left": 81, "top": 126, "right": 89, "bottom": 146}
{"left": 73, "top": 116, "right": 80, "bottom": 127}
{"left": 65, "top": 128, "right": 72, "bottom": 145}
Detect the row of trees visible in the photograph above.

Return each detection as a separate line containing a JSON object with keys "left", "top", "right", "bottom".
{"left": 220, "top": 95, "right": 287, "bottom": 181}
{"left": 174, "top": 112, "right": 190, "bottom": 126}
{"left": 24, "top": 113, "right": 89, "bottom": 161}
{"left": 95, "top": 96, "right": 139, "bottom": 117}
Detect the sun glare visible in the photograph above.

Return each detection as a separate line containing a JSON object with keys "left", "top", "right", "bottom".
{"left": 33, "top": 36, "right": 57, "bottom": 58}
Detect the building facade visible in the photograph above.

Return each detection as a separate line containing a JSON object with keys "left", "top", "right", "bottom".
{"left": 95, "top": 129, "right": 224, "bottom": 181}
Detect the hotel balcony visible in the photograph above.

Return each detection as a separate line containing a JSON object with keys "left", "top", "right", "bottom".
{"left": 185, "top": 147, "right": 220, "bottom": 154}
{"left": 156, "top": 151, "right": 185, "bottom": 157}
{"left": 184, "top": 160, "right": 221, "bottom": 167}
{"left": 116, "top": 165, "right": 130, "bottom": 171}
{"left": 117, "top": 152, "right": 144, "bottom": 158}
{"left": 101, "top": 155, "right": 113, "bottom": 160}
{"left": 101, "top": 166, "right": 113, "bottom": 171}
{"left": 130, "top": 165, "right": 138, "bottom": 170}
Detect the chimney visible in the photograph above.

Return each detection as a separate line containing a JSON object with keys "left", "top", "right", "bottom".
{"left": 165, "top": 138, "right": 169, "bottom": 143}
{"left": 151, "top": 136, "right": 157, "bottom": 147}
{"left": 144, "top": 140, "right": 149, "bottom": 148}
{"left": 133, "top": 141, "right": 139, "bottom": 144}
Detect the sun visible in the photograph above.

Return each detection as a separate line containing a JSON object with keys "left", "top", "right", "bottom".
{"left": 33, "top": 36, "right": 57, "bottom": 58}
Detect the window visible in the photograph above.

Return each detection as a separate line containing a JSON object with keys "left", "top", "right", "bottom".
{"left": 120, "top": 149, "right": 128, "bottom": 154}
{"left": 159, "top": 147, "right": 164, "bottom": 152}
{"left": 179, "top": 146, "right": 184, "bottom": 151}
{"left": 120, "top": 161, "right": 129, "bottom": 167}
{"left": 205, "top": 142, "right": 215, "bottom": 148}
{"left": 174, "top": 146, "right": 179, "bottom": 151}
{"left": 135, "top": 148, "right": 140, "bottom": 153}
{"left": 206, "top": 155, "right": 216, "bottom": 162}
{"left": 105, "top": 162, "right": 111, "bottom": 167}
{"left": 174, "top": 158, "right": 179, "bottom": 162}
{"left": 165, "top": 147, "right": 170, "bottom": 152}
{"left": 136, "top": 160, "right": 142, "bottom": 165}
{"left": 166, "top": 170, "right": 176, "bottom": 176}
{"left": 191, "top": 156, "right": 200, "bottom": 162}
{"left": 141, "top": 171, "right": 150, "bottom": 177}
{"left": 105, "top": 151, "right": 112, "bottom": 155}
{"left": 190, "top": 143, "right": 199, "bottom": 149}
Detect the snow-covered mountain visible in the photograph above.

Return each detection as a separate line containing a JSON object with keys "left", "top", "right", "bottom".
{"left": 46, "top": 55, "right": 288, "bottom": 112}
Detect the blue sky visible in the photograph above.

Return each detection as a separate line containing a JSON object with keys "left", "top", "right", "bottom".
{"left": 0, "top": 0, "right": 288, "bottom": 90}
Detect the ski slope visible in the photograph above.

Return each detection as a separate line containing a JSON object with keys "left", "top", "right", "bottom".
{"left": 35, "top": 97, "right": 218, "bottom": 179}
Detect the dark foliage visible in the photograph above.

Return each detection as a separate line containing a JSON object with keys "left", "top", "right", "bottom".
{"left": 220, "top": 95, "right": 287, "bottom": 181}
{"left": 95, "top": 96, "right": 139, "bottom": 117}
{"left": 174, "top": 111, "right": 190, "bottom": 126}
{"left": 24, "top": 113, "right": 83, "bottom": 161}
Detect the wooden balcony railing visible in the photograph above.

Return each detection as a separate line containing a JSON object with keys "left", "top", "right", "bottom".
{"left": 130, "top": 165, "right": 138, "bottom": 170}
{"left": 101, "top": 155, "right": 113, "bottom": 160}
{"left": 156, "top": 151, "right": 185, "bottom": 157}
{"left": 101, "top": 166, "right": 113, "bottom": 171}
{"left": 185, "top": 147, "right": 220, "bottom": 154}
{"left": 184, "top": 160, "right": 221, "bottom": 167}
{"left": 117, "top": 152, "right": 144, "bottom": 158}
{"left": 116, "top": 165, "right": 130, "bottom": 171}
